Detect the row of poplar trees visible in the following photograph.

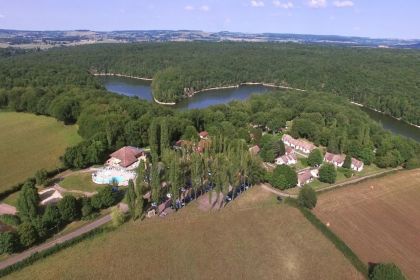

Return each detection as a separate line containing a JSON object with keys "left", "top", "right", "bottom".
{"left": 125, "top": 118, "right": 259, "bottom": 220}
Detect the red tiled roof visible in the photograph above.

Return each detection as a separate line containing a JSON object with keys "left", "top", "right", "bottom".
{"left": 110, "top": 146, "right": 144, "bottom": 168}
{"left": 298, "top": 170, "right": 313, "bottom": 185}
{"left": 352, "top": 158, "right": 364, "bottom": 168}
{"left": 199, "top": 131, "right": 209, "bottom": 138}
{"left": 324, "top": 152, "right": 345, "bottom": 165}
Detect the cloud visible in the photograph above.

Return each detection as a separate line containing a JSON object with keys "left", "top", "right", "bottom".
{"left": 307, "top": 0, "right": 327, "bottom": 8}
{"left": 273, "top": 1, "right": 294, "bottom": 9}
{"left": 184, "top": 5, "right": 194, "bottom": 11}
{"left": 199, "top": 5, "right": 210, "bottom": 12}
{"left": 333, "top": 1, "right": 354, "bottom": 8}
{"left": 0, "top": 14, "right": 4, "bottom": 19}
{"left": 251, "top": 0, "right": 265, "bottom": 7}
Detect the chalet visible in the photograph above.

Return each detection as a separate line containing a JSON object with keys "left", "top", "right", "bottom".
{"left": 282, "top": 134, "right": 316, "bottom": 154}
{"left": 199, "top": 131, "right": 209, "bottom": 140}
{"left": 297, "top": 169, "right": 319, "bottom": 187}
{"left": 324, "top": 152, "right": 345, "bottom": 168}
{"left": 249, "top": 145, "right": 261, "bottom": 156}
{"left": 106, "top": 146, "right": 146, "bottom": 169}
{"left": 351, "top": 158, "right": 364, "bottom": 172}
{"left": 275, "top": 154, "right": 297, "bottom": 166}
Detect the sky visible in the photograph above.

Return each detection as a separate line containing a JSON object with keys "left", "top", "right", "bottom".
{"left": 0, "top": 0, "right": 419, "bottom": 39}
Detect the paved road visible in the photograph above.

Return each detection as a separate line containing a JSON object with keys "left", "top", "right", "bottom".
{"left": 0, "top": 206, "right": 123, "bottom": 271}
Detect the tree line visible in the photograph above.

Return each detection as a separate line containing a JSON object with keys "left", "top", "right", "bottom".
{"left": 1, "top": 42, "right": 419, "bottom": 124}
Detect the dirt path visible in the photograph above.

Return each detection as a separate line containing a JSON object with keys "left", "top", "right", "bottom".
{"left": 0, "top": 203, "right": 127, "bottom": 271}
{"left": 0, "top": 203, "right": 17, "bottom": 215}
{"left": 53, "top": 184, "right": 96, "bottom": 197}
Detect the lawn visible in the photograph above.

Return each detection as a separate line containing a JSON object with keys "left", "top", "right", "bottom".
{"left": 314, "top": 169, "right": 420, "bottom": 279}
{"left": 3, "top": 185, "right": 363, "bottom": 280}
{"left": 0, "top": 112, "right": 82, "bottom": 192}
{"left": 59, "top": 172, "right": 104, "bottom": 193}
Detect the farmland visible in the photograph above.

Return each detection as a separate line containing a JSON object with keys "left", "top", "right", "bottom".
{"left": 314, "top": 169, "right": 420, "bottom": 279}
{"left": 3, "top": 186, "right": 363, "bottom": 280}
{"left": 0, "top": 112, "right": 82, "bottom": 192}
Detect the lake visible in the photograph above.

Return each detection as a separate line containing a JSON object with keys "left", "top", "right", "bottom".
{"left": 102, "top": 76, "right": 420, "bottom": 141}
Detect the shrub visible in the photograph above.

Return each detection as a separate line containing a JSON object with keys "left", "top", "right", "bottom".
{"left": 270, "top": 165, "right": 297, "bottom": 190}
{"left": 319, "top": 164, "right": 337, "bottom": 184}
{"left": 0, "top": 214, "right": 21, "bottom": 227}
{"left": 338, "top": 167, "right": 353, "bottom": 178}
{"left": 42, "top": 205, "right": 62, "bottom": 230}
{"left": 370, "top": 263, "right": 406, "bottom": 280}
{"left": 58, "top": 195, "right": 80, "bottom": 222}
{"left": 343, "top": 154, "right": 352, "bottom": 169}
{"left": 16, "top": 181, "right": 40, "bottom": 222}
{"left": 92, "top": 186, "right": 115, "bottom": 209}
{"left": 405, "top": 156, "right": 420, "bottom": 170}
{"left": 307, "top": 149, "right": 323, "bottom": 167}
{"left": 0, "top": 232, "right": 19, "bottom": 254}
{"left": 34, "top": 169, "right": 48, "bottom": 186}
{"left": 81, "top": 197, "right": 94, "bottom": 218}
{"left": 17, "top": 222, "right": 38, "bottom": 247}
{"left": 111, "top": 207, "right": 126, "bottom": 227}
{"left": 297, "top": 186, "right": 317, "bottom": 209}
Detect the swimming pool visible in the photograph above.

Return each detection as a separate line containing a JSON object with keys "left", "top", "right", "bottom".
{"left": 93, "top": 175, "right": 125, "bottom": 185}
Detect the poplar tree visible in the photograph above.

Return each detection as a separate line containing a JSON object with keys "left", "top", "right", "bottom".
{"left": 17, "top": 181, "right": 40, "bottom": 222}
{"left": 125, "top": 180, "right": 136, "bottom": 220}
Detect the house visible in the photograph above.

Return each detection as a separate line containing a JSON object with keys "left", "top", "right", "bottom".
{"left": 282, "top": 134, "right": 316, "bottom": 154}
{"left": 351, "top": 158, "right": 364, "bottom": 172}
{"left": 199, "top": 131, "right": 209, "bottom": 140}
{"left": 285, "top": 146, "right": 294, "bottom": 155}
{"left": 297, "top": 169, "right": 319, "bottom": 187}
{"left": 249, "top": 145, "right": 260, "bottom": 156}
{"left": 324, "top": 152, "right": 345, "bottom": 168}
{"left": 106, "top": 146, "right": 146, "bottom": 169}
{"left": 275, "top": 154, "right": 297, "bottom": 166}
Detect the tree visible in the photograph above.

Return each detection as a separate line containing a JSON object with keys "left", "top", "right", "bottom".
{"left": 182, "top": 125, "right": 199, "bottom": 141}
{"left": 42, "top": 204, "right": 62, "bottom": 230}
{"left": 16, "top": 181, "right": 39, "bottom": 222}
{"left": 17, "top": 222, "right": 38, "bottom": 247}
{"left": 160, "top": 118, "right": 170, "bottom": 151}
{"left": 270, "top": 165, "right": 297, "bottom": 190}
{"left": 298, "top": 186, "right": 317, "bottom": 209}
{"left": 81, "top": 197, "right": 93, "bottom": 218}
{"left": 319, "top": 164, "right": 337, "bottom": 184}
{"left": 35, "top": 169, "right": 48, "bottom": 186}
{"left": 370, "top": 263, "right": 406, "bottom": 280}
{"left": 125, "top": 180, "right": 136, "bottom": 220}
{"left": 96, "top": 186, "right": 115, "bottom": 209}
{"left": 57, "top": 195, "right": 79, "bottom": 222}
{"left": 343, "top": 154, "right": 352, "bottom": 169}
{"left": 0, "top": 232, "right": 19, "bottom": 254}
{"left": 307, "top": 149, "right": 323, "bottom": 167}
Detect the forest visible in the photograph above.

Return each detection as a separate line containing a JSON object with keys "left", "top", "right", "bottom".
{"left": 0, "top": 42, "right": 419, "bottom": 124}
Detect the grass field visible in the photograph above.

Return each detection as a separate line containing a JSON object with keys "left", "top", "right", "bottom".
{"left": 0, "top": 112, "right": 82, "bottom": 192}
{"left": 314, "top": 169, "right": 420, "bottom": 279}
{"left": 4, "top": 186, "right": 363, "bottom": 280}
{"left": 59, "top": 172, "right": 103, "bottom": 193}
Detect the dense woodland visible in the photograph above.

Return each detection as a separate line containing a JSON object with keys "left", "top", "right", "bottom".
{"left": 0, "top": 42, "right": 419, "bottom": 170}
{"left": 0, "top": 42, "right": 419, "bottom": 124}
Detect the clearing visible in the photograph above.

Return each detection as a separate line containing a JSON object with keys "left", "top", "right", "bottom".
{"left": 0, "top": 112, "right": 81, "bottom": 192}
{"left": 3, "top": 185, "right": 363, "bottom": 280}
{"left": 314, "top": 169, "right": 420, "bottom": 279}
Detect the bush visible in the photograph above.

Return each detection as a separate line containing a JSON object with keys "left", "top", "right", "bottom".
{"left": 42, "top": 205, "right": 62, "bottom": 231}
{"left": 338, "top": 167, "right": 353, "bottom": 178}
{"left": 0, "top": 215, "right": 21, "bottom": 227}
{"left": 405, "top": 156, "right": 420, "bottom": 170}
{"left": 34, "top": 169, "right": 48, "bottom": 186}
{"left": 270, "top": 165, "right": 297, "bottom": 190}
{"left": 17, "top": 222, "right": 38, "bottom": 247}
{"left": 370, "top": 263, "right": 406, "bottom": 280}
{"left": 111, "top": 207, "right": 126, "bottom": 227}
{"left": 343, "top": 155, "right": 352, "bottom": 169}
{"left": 91, "top": 186, "right": 115, "bottom": 210}
{"left": 307, "top": 149, "right": 323, "bottom": 167}
{"left": 319, "top": 164, "right": 337, "bottom": 184}
{"left": 0, "top": 232, "right": 19, "bottom": 254}
{"left": 297, "top": 186, "right": 317, "bottom": 209}
{"left": 58, "top": 195, "right": 80, "bottom": 222}
{"left": 81, "top": 197, "right": 94, "bottom": 218}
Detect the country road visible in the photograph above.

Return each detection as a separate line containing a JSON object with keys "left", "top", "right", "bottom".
{"left": 261, "top": 167, "right": 402, "bottom": 199}
{"left": 0, "top": 213, "right": 112, "bottom": 271}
